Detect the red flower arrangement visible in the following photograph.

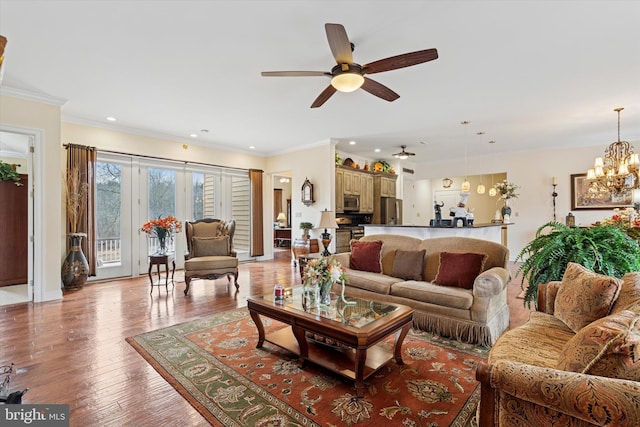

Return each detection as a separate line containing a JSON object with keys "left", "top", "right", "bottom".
{"left": 140, "top": 215, "right": 183, "bottom": 235}
{"left": 141, "top": 215, "right": 182, "bottom": 252}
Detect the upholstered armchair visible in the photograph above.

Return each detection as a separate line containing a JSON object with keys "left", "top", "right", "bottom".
{"left": 183, "top": 218, "right": 239, "bottom": 295}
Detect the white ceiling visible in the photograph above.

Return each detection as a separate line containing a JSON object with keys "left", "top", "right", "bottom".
{"left": 1, "top": 0, "right": 639, "bottom": 164}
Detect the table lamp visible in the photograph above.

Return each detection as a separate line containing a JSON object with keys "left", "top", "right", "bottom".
{"left": 317, "top": 209, "right": 338, "bottom": 256}
{"left": 276, "top": 212, "right": 287, "bottom": 228}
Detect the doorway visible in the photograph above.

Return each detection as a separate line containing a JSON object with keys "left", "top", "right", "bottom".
{"left": 0, "top": 129, "right": 35, "bottom": 305}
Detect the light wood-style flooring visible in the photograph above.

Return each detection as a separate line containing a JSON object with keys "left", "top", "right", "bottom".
{"left": 0, "top": 250, "right": 533, "bottom": 426}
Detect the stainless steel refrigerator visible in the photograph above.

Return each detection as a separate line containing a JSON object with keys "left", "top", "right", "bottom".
{"left": 381, "top": 197, "right": 403, "bottom": 225}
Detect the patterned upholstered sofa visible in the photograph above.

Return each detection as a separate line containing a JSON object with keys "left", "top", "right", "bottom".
{"left": 476, "top": 263, "right": 640, "bottom": 426}
{"left": 331, "top": 234, "right": 511, "bottom": 347}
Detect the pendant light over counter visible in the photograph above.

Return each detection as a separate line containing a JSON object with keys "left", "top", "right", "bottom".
{"left": 476, "top": 131, "right": 486, "bottom": 194}
{"left": 461, "top": 121, "right": 470, "bottom": 192}
{"left": 488, "top": 140, "right": 497, "bottom": 197}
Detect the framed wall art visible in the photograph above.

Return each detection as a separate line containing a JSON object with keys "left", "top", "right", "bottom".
{"left": 570, "top": 173, "right": 633, "bottom": 210}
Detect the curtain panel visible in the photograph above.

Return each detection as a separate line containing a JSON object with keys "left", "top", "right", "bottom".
{"left": 65, "top": 143, "right": 97, "bottom": 276}
{"left": 249, "top": 169, "right": 264, "bottom": 257}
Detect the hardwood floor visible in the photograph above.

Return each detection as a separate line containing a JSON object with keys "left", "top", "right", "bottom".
{"left": 0, "top": 250, "right": 533, "bottom": 426}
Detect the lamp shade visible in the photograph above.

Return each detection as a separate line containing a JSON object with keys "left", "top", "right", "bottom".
{"left": 317, "top": 209, "right": 338, "bottom": 229}
{"left": 276, "top": 212, "right": 286, "bottom": 221}
{"left": 331, "top": 73, "right": 364, "bottom": 93}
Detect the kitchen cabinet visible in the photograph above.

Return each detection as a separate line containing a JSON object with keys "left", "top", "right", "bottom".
{"left": 335, "top": 166, "right": 385, "bottom": 215}
{"left": 360, "top": 174, "right": 374, "bottom": 213}
{"left": 372, "top": 173, "right": 398, "bottom": 224}
{"left": 342, "top": 169, "right": 361, "bottom": 195}
{"left": 377, "top": 174, "right": 397, "bottom": 197}
{"left": 335, "top": 168, "right": 344, "bottom": 213}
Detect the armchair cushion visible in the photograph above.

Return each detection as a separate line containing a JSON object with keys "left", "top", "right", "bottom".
{"left": 488, "top": 360, "right": 640, "bottom": 427}
{"left": 557, "top": 310, "right": 640, "bottom": 381}
{"left": 391, "top": 249, "right": 425, "bottom": 280}
{"left": 350, "top": 240, "right": 383, "bottom": 273}
{"left": 555, "top": 262, "right": 622, "bottom": 333}
{"left": 192, "top": 236, "right": 230, "bottom": 257}
{"left": 434, "top": 252, "right": 487, "bottom": 289}
{"left": 184, "top": 255, "right": 238, "bottom": 270}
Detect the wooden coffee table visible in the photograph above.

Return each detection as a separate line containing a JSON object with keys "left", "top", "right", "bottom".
{"left": 247, "top": 288, "right": 414, "bottom": 398}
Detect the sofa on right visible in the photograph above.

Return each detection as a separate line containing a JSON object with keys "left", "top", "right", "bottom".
{"left": 476, "top": 263, "right": 640, "bottom": 426}
{"left": 331, "top": 233, "right": 511, "bottom": 347}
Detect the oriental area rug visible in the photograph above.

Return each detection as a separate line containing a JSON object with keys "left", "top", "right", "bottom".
{"left": 126, "top": 308, "right": 488, "bottom": 426}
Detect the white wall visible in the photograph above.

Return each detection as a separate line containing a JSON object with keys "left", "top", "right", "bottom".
{"left": 0, "top": 94, "right": 63, "bottom": 304}
{"left": 413, "top": 144, "right": 632, "bottom": 260}
{"left": 266, "top": 142, "right": 335, "bottom": 257}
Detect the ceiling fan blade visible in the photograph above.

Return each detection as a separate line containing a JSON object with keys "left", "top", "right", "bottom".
{"left": 261, "top": 71, "right": 329, "bottom": 77}
{"left": 361, "top": 77, "right": 400, "bottom": 102}
{"left": 363, "top": 48, "right": 438, "bottom": 74}
{"left": 310, "top": 85, "right": 337, "bottom": 108}
{"left": 325, "top": 23, "right": 353, "bottom": 64}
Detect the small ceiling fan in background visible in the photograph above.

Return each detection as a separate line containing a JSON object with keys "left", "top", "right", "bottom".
{"left": 393, "top": 145, "right": 415, "bottom": 159}
{"left": 262, "top": 23, "right": 438, "bottom": 108}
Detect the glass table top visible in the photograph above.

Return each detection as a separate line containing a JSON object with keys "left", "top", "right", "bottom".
{"left": 261, "top": 286, "right": 399, "bottom": 328}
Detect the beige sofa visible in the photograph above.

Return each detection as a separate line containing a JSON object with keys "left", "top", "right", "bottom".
{"left": 331, "top": 234, "right": 511, "bottom": 347}
{"left": 476, "top": 263, "right": 640, "bottom": 426}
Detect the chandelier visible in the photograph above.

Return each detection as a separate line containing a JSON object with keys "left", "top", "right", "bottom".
{"left": 587, "top": 107, "right": 639, "bottom": 195}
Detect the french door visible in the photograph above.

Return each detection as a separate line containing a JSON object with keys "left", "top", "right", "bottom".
{"left": 94, "top": 154, "right": 135, "bottom": 280}
{"left": 94, "top": 154, "right": 252, "bottom": 280}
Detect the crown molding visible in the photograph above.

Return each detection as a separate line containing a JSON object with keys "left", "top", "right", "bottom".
{"left": 0, "top": 85, "right": 67, "bottom": 106}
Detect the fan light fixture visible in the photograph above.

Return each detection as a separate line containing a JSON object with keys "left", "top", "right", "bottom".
{"left": 331, "top": 69, "right": 365, "bottom": 93}
{"left": 587, "top": 107, "right": 639, "bottom": 195}
{"left": 393, "top": 145, "right": 415, "bottom": 160}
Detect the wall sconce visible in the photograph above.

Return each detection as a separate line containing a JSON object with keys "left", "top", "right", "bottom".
{"left": 552, "top": 176, "right": 558, "bottom": 221}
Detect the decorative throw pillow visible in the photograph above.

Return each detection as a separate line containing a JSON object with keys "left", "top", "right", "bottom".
{"left": 192, "top": 235, "right": 230, "bottom": 257}
{"left": 193, "top": 220, "right": 226, "bottom": 238}
{"left": 391, "top": 249, "right": 426, "bottom": 281}
{"left": 557, "top": 310, "right": 640, "bottom": 381}
{"left": 611, "top": 272, "right": 640, "bottom": 314}
{"left": 554, "top": 262, "right": 622, "bottom": 333}
{"left": 350, "top": 240, "right": 383, "bottom": 273}
{"left": 434, "top": 252, "right": 488, "bottom": 289}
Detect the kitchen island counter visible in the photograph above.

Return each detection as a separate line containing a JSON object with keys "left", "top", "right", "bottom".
{"left": 363, "top": 223, "right": 510, "bottom": 244}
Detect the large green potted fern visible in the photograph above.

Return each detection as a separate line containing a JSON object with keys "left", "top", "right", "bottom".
{"left": 516, "top": 221, "right": 640, "bottom": 308}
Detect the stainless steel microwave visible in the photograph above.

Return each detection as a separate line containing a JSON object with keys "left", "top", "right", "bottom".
{"left": 343, "top": 195, "right": 360, "bottom": 212}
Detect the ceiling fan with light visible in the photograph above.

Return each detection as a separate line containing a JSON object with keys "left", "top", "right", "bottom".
{"left": 261, "top": 23, "right": 438, "bottom": 108}
{"left": 393, "top": 145, "right": 415, "bottom": 160}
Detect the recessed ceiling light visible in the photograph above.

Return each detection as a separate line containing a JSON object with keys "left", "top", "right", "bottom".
{"left": 190, "top": 134, "right": 198, "bottom": 138}
{"left": 374, "top": 148, "right": 381, "bottom": 153}
{"left": 349, "top": 140, "right": 356, "bottom": 145}
{"left": 249, "top": 146, "right": 255, "bottom": 150}
{"left": 106, "top": 117, "right": 116, "bottom": 121}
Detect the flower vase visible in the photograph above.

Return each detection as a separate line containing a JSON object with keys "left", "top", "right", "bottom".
{"left": 302, "top": 282, "right": 317, "bottom": 310}
{"left": 153, "top": 226, "right": 169, "bottom": 254}
{"left": 501, "top": 199, "right": 512, "bottom": 223}
{"left": 61, "top": 232, "right": 89, "bottom": 290}
{"left": 318, "top": 281, "right": 332, "bottom": 306}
